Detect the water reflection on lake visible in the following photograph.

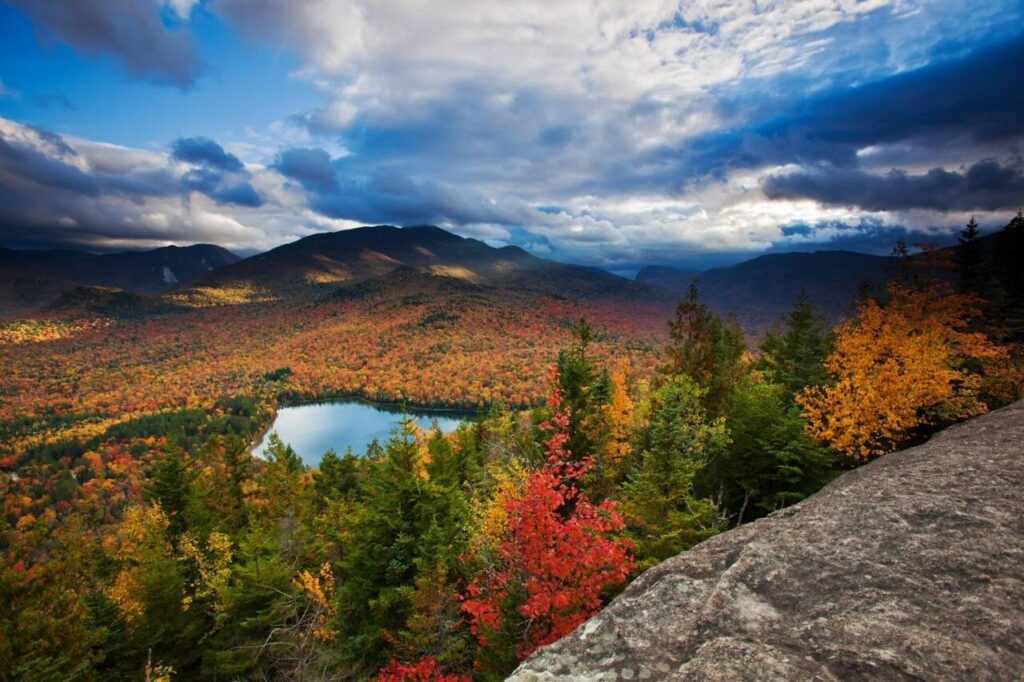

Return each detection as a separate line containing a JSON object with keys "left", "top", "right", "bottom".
{"left": 254, "top": 400, "right": 471, "bottom": 466}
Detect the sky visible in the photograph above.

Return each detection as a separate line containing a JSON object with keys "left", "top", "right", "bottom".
{"left": 0, "top": 1, "right": 1021, "bottom": 273}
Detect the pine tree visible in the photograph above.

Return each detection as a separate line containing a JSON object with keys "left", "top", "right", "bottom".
{"left": 335, "top": 420, "right": 469, "bottom": 672}
{"left": 555, "top": 317, "right": 611, "bottom": 466}
{"left": 700, "top": 375, "right": 835, "bottom": 524}
{"left": 144, "top": 444, "right": 192, "bottom": 537}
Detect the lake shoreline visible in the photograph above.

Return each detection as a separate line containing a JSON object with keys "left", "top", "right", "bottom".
{"left": 250, "top": 397, "right": 473, "bottom": 465}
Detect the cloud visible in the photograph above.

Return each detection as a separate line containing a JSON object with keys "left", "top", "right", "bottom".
{"left": 209, "top": 181, "right": 263, "bottom": 208}
{"left": 7, "top": 0, "right": 202, "bottom": 88}
{"left": 180, "top": 165, "right": 262, "bottom": 208}
{"left": 171, "top": 136, "right": 262, "bottom": 206}
{"left": 171, "top": 137, "right": 245, "bottom": 173}
{"left": 0, "top": 118, "right": 282, "bottom": 249}
{"left": 273, "top": 147, "right": 338, "bottom": 193}
{"left": 638, "top": 32, "right": 1024, "bottom": 189}
{"left": 3, "top": 3, "right": 1024, "bottom": 268}
{"left": 308, "top": 166, "right": 543, "bottom": 228}
{"left": 763, "top": 159, "right": 1024, "bottom": 212}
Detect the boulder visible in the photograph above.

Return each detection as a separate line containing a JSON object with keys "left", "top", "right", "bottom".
{"left": 510, "top": 401, "right": 1024, "bottom": 681}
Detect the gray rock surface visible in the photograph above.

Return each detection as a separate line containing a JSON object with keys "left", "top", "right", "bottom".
{"left": 510, "top": 401, "right": 1024, "bottom": 681}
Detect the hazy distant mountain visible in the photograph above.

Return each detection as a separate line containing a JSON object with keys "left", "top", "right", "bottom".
{"left": 0, "top": 244, "right": 239, "bottom": 316}
{"left": 634, "top": 265, "right": 700, "bottom": 294}
{"left": 180, "top": 225, "right": 656, "bottom": 303}
{"left": 639, "top": 251, "right": 892, "bottom": 335}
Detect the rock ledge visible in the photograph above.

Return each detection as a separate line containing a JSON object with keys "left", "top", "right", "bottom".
{"left": 510, "top": 401, "right": 1024, "bottom": 681}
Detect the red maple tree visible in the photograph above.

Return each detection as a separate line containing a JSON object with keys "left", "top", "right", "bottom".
{"left": 462, "top": 366, "right": 634, "bottom": 659}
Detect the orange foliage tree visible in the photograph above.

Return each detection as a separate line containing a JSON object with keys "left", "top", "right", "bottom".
{"left": 799, "top": 283, "right": 1003, "bottom": 458}
{"left": 462, "top": 367, "right": 633, "bottom": 664}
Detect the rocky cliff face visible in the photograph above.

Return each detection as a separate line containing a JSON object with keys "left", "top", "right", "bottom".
{"left": 510, "top": 401, "right": 1024, "bottom": 681}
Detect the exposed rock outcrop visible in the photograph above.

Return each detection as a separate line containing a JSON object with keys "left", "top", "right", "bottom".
{"left": 510, "top": 401, "right": 1024, "bottom": 681}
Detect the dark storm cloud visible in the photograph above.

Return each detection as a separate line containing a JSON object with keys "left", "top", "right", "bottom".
{"left": 763, "top": 159, "right": 1024, "bottom": 212}
{"left": 309, "top": 168, "right": 537, "bottom": 227}
{"left": 171, "top": 137, "right": 261, "bottom": 207}
{"left": 272, "top": 147, "right": 338, "bottom": 193}
{"left": 630, "top": 32, "right": 1024, "bottom": 189}
{"left": 208, "top": 181, "right": 262, "bottom": 208}
{"left": 766, "top": 220, "right": 961, "bottom": 256}
{"left": 0, "top": 120, "right": 263, "bottom": 249}
{"left": 171, "top": 137, "right": 245, "bottom": 173}
{"left": 0, "top": 132, "right": 99, "bottom": 196}
{"left": 181, "top": 165, "right": 262, "bottom": 207}
{"left": 270, "top": 145, "right": 540, "bottom": 227}
{"left": 7, "top": 0, "right": 202, "bottom": 88}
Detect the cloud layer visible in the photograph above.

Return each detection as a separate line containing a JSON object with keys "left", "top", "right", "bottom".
{"left": 1, "top": 1, "right": 1022, "bottom": 268}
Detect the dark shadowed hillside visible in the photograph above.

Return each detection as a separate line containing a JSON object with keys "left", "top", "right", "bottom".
{"left": 639, "top": 251, "right": 890, "bottom": 335}
{"left": 0, "top": 244, "right": 239, "bottom": 316}
{"left": 634, "top": 265, "right": 700, "bottom": 293}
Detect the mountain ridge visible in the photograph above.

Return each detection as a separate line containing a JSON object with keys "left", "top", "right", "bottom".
{"left": 2, "top": 225, "right": 923, "bottom": 334}
{"left": 178, "top": 224, "right": 655, "bottom": 303}
{"left": 638, "top": 250, "right": 893, "bottom": 335}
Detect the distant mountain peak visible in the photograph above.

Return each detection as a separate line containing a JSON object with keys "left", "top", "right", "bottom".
{"left": 175, "top": 223, "right": 653, "bottom": 305}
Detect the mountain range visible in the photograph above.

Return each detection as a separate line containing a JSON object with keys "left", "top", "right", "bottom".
{"left": 1, "top": 226, "right": 904, "bottom": 335}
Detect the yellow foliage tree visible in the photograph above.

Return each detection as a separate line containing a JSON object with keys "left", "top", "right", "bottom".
{"left": 105, "top": 504, "right": 176, "bottom": 625}
{"left": 605, "top": 369, "right": 634, "bottom": 462}
{"left": 799, "top": 284, "right": 1003, "bottom": 458}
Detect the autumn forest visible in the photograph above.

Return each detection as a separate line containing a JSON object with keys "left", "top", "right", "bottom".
{"left": 0, "top": 211, "right": 1021, "bottom": 681}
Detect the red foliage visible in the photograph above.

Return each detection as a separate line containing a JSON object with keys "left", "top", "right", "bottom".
{"left": 377, "top": 656, "right": 469, "bottom": 682}
{"left": 462, "top": 366, "right": 634, "bottom": 658}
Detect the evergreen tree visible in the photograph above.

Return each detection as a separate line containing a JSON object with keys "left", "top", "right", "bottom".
{"left": 663, "top": 283, "right": 744, "bottom": 416}
{"left": 334, "top": 420, "right": 469, "bottom": 672}
{"left": 992, "top": 210, "right": 1024, "bottom": 343}
{"left": 956, "top": 216, "right": 984, "bottom": 294}
{"left": 144, "top": 444, "right": 192, "bottom": 537}
{"left": 699, "top": 376, "right": 835, "bottom": 524}
{"left": 313, "top": 448, "right": 361, "bottom": 505}
{"left": 555, "top": 317, "right": 611, "bottom": 465}
{"left": 756, "top": 291, "right": 831, "bottom": 399}
{"left": 619, "top": 375, "right": 724, "bottom": 571}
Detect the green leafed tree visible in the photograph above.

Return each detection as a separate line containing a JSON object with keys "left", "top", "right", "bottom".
{"left": 699, "top": 375, "right": 836, "bottom": 524}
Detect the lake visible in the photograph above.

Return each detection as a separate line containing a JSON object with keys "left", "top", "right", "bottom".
{"left": 253, "top": 400, "right": 471, "bottom": 465}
